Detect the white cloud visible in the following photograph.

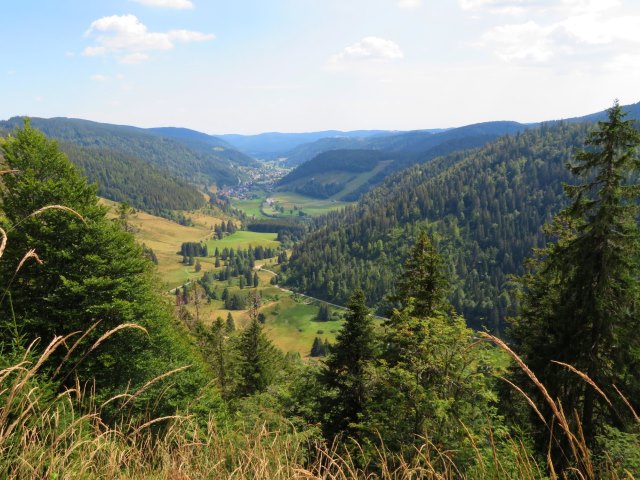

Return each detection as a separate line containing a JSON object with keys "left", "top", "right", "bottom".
{"left": 397, "top": 0, "right": 421, "bottom": 8}
{"left": 331, "top": 37, "right": 404, "bottom": 64}
{"left": 470, "top": 0, "right": 640, "bottom": 66}
{"left": 90, "top": 74, "right": 109, "bottom": 81}
{"left": 83, "top": 14, "right": 214, "bottom": 63}
{"left": 131, "top": 0, "right": 194, "bottom": 9}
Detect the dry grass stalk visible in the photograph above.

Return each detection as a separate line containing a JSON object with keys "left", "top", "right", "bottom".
{"left": 122, "top": 365, "right": 191, "bottom": 408}
{"left": 551, "top": 360, "right": 612, "bottom": 407}
{"left": 24, "top": 205, "right": 87, "bottom": 225}
{"left": 612, "top": 384, "right": 639, "bottom": 423}
{"left": 52, "top": 321, "right": 102, "bottom": 378}
{"left": 497, "top": 375, "right": 548, "bottom": 427}
{"left": 14, "top": 248, "right": 43, "bottom": 273}
{"left": 0, "top": 227, "right": 7, "bottom": 259}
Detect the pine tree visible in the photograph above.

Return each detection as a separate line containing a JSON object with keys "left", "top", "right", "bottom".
{"left": 509, "top": 101, "right": 640, "bottom": 456}
{"left": 0, "top": 120, "right": 216, "bottom": 416}
{"left": 226, "top": 312, "right": 235, "bottom": 332}
{"left": 253, "top": 271, "right": 260, "bottom": 288}
{"left": 388, "top": 231, "right": 448, "bottom": 317}
{"left": 320, "top": 289, "right": 377, "bottom": 441}
{"left": 236, "top": 317, "right": 281, "bottom": 396}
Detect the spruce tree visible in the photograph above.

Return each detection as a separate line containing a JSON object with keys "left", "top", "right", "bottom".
{"left": 236, "top": 317, "right": 281, "bottom": 396}
{"left": 509, "top": 101, "right": 640, "bottom": 454}
{"left": 320, "top": 289, "right": 377, "bottom": 441}
{"left": 388, "top": 231, "right": 448, "bottom": 317}
{"left": 0, "top": 120, "right": 216, "bottom": 416}
{"left": 226, "top": 312, "right": 235, "bottom": 332}
{"left": 369, "top": 233, "right": 493, "bottom": 458}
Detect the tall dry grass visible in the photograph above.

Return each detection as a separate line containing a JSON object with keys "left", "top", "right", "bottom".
{"left": 0, "top": 332, "right": 626, "bottom": 480}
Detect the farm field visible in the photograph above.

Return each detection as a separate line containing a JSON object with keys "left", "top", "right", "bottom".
{"left": 206, "top": 231, "right": 280, "bottom": 251}
{"left": 233, "top": 197, "right": 269, "bottom": 220}
{"left": 266, "top": 191, "right": 351, "bottom": 217}
{"left": 100, "top": 199, "right": 226, "bottom": 290}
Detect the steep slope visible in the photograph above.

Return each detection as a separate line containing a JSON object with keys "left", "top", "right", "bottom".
{"left": 277, "top": 150, "right": 398, "bottom": 200}
{"left": 0, "top": 117, "right": 241, "bottom": 186}
{"left": 280, "top": 122, "right": 592, "bottom": 331}
{"left": 60, "top": 143, "right": 205, "bottom": 213}
{"left": 278, "top": 122, "right": 529, "bottom": 200}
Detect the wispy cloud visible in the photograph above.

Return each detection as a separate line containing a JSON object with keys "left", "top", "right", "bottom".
{"left": 131, "top": 0, "right": 194, "bottom": 9}
{"left": 331, "top": 37, "right": 404, "bottom": 64}
{"left": 90, "top": 74, "right": 109, "bottom": 81}
{"left": 83, "top": 14, "right": 214, "bottom": 64}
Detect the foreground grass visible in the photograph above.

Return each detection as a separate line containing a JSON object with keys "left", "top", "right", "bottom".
{"left": 2, "top": 335, "right": 636, "bottom": 480}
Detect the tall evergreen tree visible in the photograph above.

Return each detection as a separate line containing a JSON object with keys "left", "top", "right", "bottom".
{"left": 236, "top": 317, "right": 281, "bottom": 396}
{"left": 226, "top": 312, "right": 235, "bottom": 332}
{"left": 388, "top": 231, "right": 448, "bottom": 317}
{"left": 509, "top": 102, "right": 640, "bottom": 455}
{"left": 0, "top": 120, "right": 217, "bottom": 417}
{"left": 320, "top": 289, "right": 377, "bottom": 441}
{"left": 367, "top": 233, "right": 494, "bottom": 460}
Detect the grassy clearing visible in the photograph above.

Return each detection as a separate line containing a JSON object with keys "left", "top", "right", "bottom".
{"left": 100, "top": 198, "right": 227, "bottom": 290}
{"left": 261, "top": 295, "right": 344, "bottom": 356}
{"left": 206, "top": 231, "right": 279, "bottom": 251}
{"left": 233, "top": 197, "right": 269, "bottom": 220}
{"left": 267, "top": 191, "right": 351, "bottom": 217}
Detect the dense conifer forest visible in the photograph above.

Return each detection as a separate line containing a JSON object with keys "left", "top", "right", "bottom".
{"left": 281, "top": 122, "right": 594, "bottom": 330}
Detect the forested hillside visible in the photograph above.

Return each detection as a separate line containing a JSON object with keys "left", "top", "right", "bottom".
{"left": 281, "top": 122, "right": 591, "bottom": 331}
{"left": 61, "top": 142, "right": 205, "bottom": 212}
{"left": 0, "top": 117, "right": 243, "bottom": 186}
{"left": 147, "top": 127, "right": 258, "bottom": 167}
{"left": 277, "top": 149, "right": 397, "bottom": 200}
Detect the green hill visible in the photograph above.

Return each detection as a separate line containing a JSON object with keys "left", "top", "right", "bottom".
{"left": 60, "top": 143, "right": 205, "bottom": 213}
{"left": 280, "top": 122, "right": 592, "bottom": 331}
{"left": 277, "top": 150, "right": 396, "bottom": 200}
{"left": 147, "top": 127, "right": 259, "bottom": 167}
{"left": 283, "top": 121, "right": 527, "bottom": 167}
{"left": 278, "top": 122, "right": 529, "bottom": 201}
{"left": 0, "top": 117, "right": 244, "bottom": 186}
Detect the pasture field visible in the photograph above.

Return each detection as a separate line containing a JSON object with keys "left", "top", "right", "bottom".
{"left": 266, "top": 191, "right": 351, "bottom": 217}
{"left": 233, "top": 197, "right": 269, "bottom": 219}
{"left": 100, "top": 199, "right": 225, "bottom": 289}
{"left": 206, "top": 231, "right": 280, "bottom": 251}
{"left": 261, "top": 295, "right": 344, "bottom": 356}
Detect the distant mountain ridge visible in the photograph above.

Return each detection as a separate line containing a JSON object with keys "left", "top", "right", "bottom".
{"left": 277, "top": 121, "right": 530, "bottom": 200}
{"left": 147, "top": 127, "right": 258, "bottom": 167}
{"left": 0, "top": 117, "right": 251, "bottom": 187}
{"left": 219, "top": 130, "right": 406, "bottom": 160}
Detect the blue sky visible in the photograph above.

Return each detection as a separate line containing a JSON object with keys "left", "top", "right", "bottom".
{"left": 2, "top": 0, "right": 639, "bottom": 133}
